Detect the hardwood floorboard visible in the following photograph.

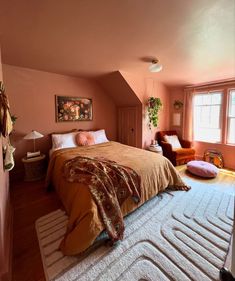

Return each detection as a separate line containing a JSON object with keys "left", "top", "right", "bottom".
{"left": 11, "top": 179, "right": 61, "bottom": 281}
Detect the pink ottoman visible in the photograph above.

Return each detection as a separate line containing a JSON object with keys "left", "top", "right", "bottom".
{"left": 187, "top": 160, "right": 218, "bottom": 178}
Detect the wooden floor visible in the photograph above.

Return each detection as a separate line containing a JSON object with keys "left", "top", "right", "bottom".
{"left": 11, "top": 168, "right": 235, "bottom": 281}
{"left": 11, "top": 180, "right": 61, "bottom": 281}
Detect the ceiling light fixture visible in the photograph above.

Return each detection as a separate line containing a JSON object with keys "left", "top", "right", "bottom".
{"left": 149, "top": 59, "right": 163, "bottom": 73}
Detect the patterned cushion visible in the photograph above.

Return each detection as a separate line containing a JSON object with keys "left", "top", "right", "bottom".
{"left": 187, "top": 160, "right": 218, "bottom": 178}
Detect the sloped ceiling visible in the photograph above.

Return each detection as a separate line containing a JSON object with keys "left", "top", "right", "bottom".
{"left": 0, "top": 0, "right": 234, "bottom": 86}
{"left": 98, "top": 72, "right": 142, "bottom": 106}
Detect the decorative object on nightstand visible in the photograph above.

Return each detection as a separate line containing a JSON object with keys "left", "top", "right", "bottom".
{"left": 148, "top": 141, "right": 163, "bottom": 154}
{"left": 22, "top": 154, "right": 46, "bottom": 181}
{"left": 24, "top": 130, "right": 44, "bottom": 158}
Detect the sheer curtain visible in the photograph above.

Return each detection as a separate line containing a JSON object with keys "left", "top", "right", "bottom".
{"left": 182, "top": 88, "right": 195, "bottom": 141}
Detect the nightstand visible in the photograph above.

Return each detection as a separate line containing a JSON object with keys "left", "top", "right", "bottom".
{"left": 22, "top": 154, "right": 46, "bottom": 181}
{"left": 148, "top": 145, "right": 163, "bottom": 155}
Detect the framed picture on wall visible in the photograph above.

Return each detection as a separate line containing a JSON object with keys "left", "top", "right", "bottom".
{"left": 55, "top": 96, "right": 93, "bottom": 122}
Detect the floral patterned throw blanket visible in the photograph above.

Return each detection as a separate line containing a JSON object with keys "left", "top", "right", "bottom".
{"left": 63, "top": 156, "right": 141, "bottom": 243}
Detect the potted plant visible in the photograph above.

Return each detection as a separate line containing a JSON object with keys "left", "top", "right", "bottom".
{"left": 11, "top": 114, "right": 17, "bottom": 125}
{"left": 173, "top": 100, "right": 183, "bottom": 110}
{"left": 147, "top": 97, "right": 162, "bottom": 129}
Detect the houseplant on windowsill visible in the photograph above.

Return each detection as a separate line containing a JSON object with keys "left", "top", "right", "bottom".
{"left": 147, "top": 97, "right": 162, "bottom": 130}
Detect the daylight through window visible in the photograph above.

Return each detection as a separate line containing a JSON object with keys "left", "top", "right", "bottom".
{"left": 227, "top": 90, "right": 235, "bottom": 144}
{"left": 193, "top": 92, "right": 222, "bottom": 143}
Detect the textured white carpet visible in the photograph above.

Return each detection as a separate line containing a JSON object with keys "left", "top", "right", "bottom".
{"left": 36, "top": 184, "right": 234, "bottom": 281}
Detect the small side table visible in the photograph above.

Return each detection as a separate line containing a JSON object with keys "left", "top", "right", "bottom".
{"left": 22, "top": 154, "right": 46, "bottom": 181}
{"left": 148, "top": 146, "right": 163, "bottom": 155}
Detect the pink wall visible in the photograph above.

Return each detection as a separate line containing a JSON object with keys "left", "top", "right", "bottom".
{"left": 121, "top": 72, "right": 170, "bottom": 147}
{"left": 169, "top": 86, "right": 235, "bottom": 170}
{"left": 3, "top": 64, "right": 117, "bottom": 179}
{"left": 168, "top": 87, "right": 184, "bottom": 137}
{"left": 193, "top": 142, "right": 235, "bottom": 170}
{"left": 98, "top": 72, "right": 143, "bottom": 148}
{"left": 142, "top": 79, "right": 170, "bottom": 148}
{"left": 98, "top": 71, "right": 171, "bottom": 149}
{"left": 0, "top": 49, "right": 11, "bottom": 281}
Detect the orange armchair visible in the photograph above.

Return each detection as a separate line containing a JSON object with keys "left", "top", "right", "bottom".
{"left": 157, "top": 130, "right": 195, "bottom": 166}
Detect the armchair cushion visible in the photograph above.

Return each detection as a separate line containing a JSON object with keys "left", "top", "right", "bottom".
{"left": 174, "top": 148, "right": 195, "bottom": 156}
{"left": 163, "top": 135, "right": 182, "bottom": 149}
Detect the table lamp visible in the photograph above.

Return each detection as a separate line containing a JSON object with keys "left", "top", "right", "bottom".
{"left": 24, "top": 130, "right": 44, "bottom": 158}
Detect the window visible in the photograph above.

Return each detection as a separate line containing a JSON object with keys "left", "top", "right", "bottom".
{"left": 227, "top": 90, "right": 235, "bottom": 144}
{"left": 193, "top": 92, "right": 222, "bottom": 143}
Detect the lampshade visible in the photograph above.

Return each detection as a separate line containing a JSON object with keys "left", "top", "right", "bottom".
{"left": 149, "top": 59, "right": 163, "bottom": 73}
{"left": 24, "top": 130, "right": 44, "bottom": 140}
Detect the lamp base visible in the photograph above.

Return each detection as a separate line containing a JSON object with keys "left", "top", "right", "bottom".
{"left": 27, "top": 151, "right": 40, "bottom": 158}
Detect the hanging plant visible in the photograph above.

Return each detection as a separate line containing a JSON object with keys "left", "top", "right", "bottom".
{"left": 147, "top": 97, "right": 162, "bottom": 129}
{"left": 11, "top": 114, "right": 18, "bottom": 124}
{"left": 173, "top": 100, "right": 183, "bottom": 110}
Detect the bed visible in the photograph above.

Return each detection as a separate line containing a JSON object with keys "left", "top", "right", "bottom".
{"left": 46, "top": 138, "right": 188, "bottom": 256}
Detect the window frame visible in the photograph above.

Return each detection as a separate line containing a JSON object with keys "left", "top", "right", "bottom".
{"left": 227, "top": 88, "right": 235, "bottom": 145}
{"left": 193, "top": 90, "right": 223, "bottom": 143}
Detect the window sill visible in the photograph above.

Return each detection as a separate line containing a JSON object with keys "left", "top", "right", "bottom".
{"left": 193, "top": 140, "right": 235, "bottom": 147}
{"left": 226, "top": 143, "right": 235, "bottom": 147}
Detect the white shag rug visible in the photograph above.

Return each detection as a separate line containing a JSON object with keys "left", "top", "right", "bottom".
{"left": 36, "top": 184, "right": 234, "bottom": 281}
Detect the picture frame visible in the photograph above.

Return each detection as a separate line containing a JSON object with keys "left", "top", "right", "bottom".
{"left": 55, "top": 95, "right": 93, "bottom": 122}
{"left": 172, "top": 112, "right": 181, "bottom": 127}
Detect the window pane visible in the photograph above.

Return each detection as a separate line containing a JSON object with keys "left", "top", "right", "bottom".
{"left": 202, "top": 94, "right": 211, "bottom": 105}
{"left": 194, "top": 128, "right": 221, "bottom": 142}
{"left": 227, "top": 118, "right": 235, "bottom": 144}
{"left": 193, "top": 92, "right": 222, "bottom": 143}
{"left": 200, "top": 106, "right": 210, "bottom": 127}
{"left": 229, "top": 91, "right": 235, "bottom": 117}
{"left": 210, "top": 105, "right": 221, "bottom": 128}
{"left": 194, "top": 95, "right": 204, "bottom": 105}
{"left": 211, "top": 93, "right": 222, "bottom": 104}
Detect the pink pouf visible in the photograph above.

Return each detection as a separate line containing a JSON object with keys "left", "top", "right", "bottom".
{"left": 187, "top": 160, "right": 218, "bottom": 178}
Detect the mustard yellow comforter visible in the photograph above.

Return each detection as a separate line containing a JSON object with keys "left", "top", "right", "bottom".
{"left": 46, "top": 141, "right": 188, "bottom": 255}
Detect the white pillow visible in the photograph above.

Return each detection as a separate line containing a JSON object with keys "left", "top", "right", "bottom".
{"left": 90, "top": 129, "right": 109, "bottom": 144}
{"left": 163, "top": 135, "right": 182, "bottom": 149}
{"left": 51, "top": 132, "right": 77, "bottom": 149}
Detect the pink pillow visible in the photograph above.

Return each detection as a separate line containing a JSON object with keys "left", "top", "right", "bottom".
{"left": 187, "top": 160, "right": 218, "bottom": 178}
{"left": 76, "top": 132, "right": 95, "bottom": 146}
